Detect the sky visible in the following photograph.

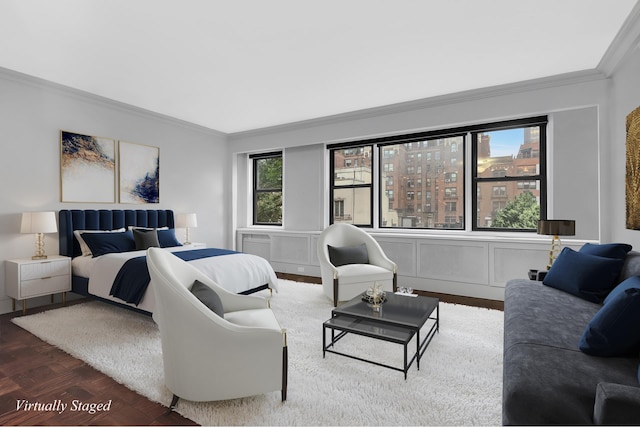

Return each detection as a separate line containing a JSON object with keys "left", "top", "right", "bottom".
{"left": 486, "top": 128, "right": 525, "bottom": 158}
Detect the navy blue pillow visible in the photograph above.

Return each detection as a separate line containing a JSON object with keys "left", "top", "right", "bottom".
{"left": 579, "top": 243, "right": 632, "bottom": 260}
{"left": 157, "top": 229, "right": 182, "bottom": 248}
{"left": 580, "top": 276, "right": 640, "bottom": 356}
{"left": 542, "top": 247, "right": 624, "bottom": 303}
{"left": 81, "top": 231, "right": 136, "bottom": 257}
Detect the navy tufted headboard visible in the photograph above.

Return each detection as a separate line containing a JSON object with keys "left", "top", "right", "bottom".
{"left": 59, "top": 209, "right": 175, "bottom": 258}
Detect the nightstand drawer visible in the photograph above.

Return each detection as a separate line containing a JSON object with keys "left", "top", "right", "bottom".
{"left": 19, "top": 275, "right": 71, "bottom": 299}
{"left": 20, "top": 259, "right": 69, "bottom": 280}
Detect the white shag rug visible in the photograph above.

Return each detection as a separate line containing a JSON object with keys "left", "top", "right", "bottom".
{"left": 12, "top": 280, "right": 504, "bottom": 426}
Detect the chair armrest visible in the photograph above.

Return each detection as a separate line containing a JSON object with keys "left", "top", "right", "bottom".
{"left": 594, "top": 382, "right": 640, "bottom": 425}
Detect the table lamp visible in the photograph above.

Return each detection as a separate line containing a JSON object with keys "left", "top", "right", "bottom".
{"left": 21, "top": 211, "right": 58, "bottom": 259}
{"left": 537, "top": 219, "right": 575, "bottom": 270}
{"left": 176, "top": 213, "right": 197, "bottom": 245}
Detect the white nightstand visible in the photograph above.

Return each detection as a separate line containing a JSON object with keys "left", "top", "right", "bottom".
{"left": 183, "top": 242, "right": 206, "bottom": 249}
{"left": 5, "top": 255, "right": 72, "bottom": 315}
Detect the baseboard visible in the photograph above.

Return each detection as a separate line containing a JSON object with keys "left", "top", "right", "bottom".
{"left": 275, "top": 272, "right": 503, "bottom": 311}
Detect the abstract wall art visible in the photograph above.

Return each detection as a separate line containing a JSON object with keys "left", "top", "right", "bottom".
{"left": 119, "top": 141, "right": 160, "bottom": 204}
{"left": 626, "top": 105, "right": 640, "bottom": 230}
{"left": 60, "top": 130, "right": 116, "bottom": 203}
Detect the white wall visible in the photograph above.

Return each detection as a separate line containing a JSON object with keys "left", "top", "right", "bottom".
{"left": 231, "top": 77, "right": 608, "bottom": 239}
{"left": 609, "top": 45, "right": 640, "bottom": 246}
{"left": 0, "top": 69, "right": 228, "bottom": 314}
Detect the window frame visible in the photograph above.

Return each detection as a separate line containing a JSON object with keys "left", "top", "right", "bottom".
{"left": 471, "top": 116, "right": 548, "bottom": 232}
{"left": 328, "top": 143, "right": 374, "bottom": 227}
{"left": 250, "top": 151, "right": 283, "bottom": 226}
{"left": 325, "top": 115, "right": 548, "bottom": 233}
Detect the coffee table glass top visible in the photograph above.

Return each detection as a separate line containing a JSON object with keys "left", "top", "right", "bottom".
{"left": 332, "top": 292, "right": 438, "bottom": 329}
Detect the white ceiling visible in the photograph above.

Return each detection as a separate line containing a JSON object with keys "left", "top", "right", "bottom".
{"left": 0, "top": 0, "right": 637, "bottom": 133}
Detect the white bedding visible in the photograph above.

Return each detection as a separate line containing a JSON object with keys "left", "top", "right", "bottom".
{"left": 71, "top": 247, "right": 278, "bottom": 313}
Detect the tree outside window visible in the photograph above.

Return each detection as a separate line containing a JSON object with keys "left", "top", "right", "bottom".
{"left": 252, "top": 152, "right": 282, "bottom": 225}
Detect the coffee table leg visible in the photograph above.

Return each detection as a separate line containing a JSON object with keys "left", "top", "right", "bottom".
{"left": 416, "top": 330, "right": 421, "bottom": 370}
{"left": 323, "top": 325, "right": 326, "bottom": 358}
{"left": 404, "top": 344, "right": 408, "bottom": 380}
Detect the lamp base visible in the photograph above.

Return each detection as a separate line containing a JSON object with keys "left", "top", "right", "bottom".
{"left": 32, "top": 254, "right": 48, "bottom": 260}
{"left": 546, "top": 235, "right": 562, "bottom": 270}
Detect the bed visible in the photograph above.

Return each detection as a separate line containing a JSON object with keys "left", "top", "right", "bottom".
{"left": 59, "top": 209, "right": 277, "bottom": 315}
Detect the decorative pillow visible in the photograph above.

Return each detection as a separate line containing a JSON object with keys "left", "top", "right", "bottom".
{"left": 579, "top": 243, "right": 632, "bottom": 260}
{"left": 80, "top": 230, "right": 136, "bottom": 257}
{"left": 157, "top": 229, "right": 182, "bottom": 248}
{"left": 542, "top": 247, "right": 625, "bottom": 303}
{"left": 328, "top": 244, "right": 369, "bottom": 267}
{"left": 190, "top": 280, "right": 224, "bottom": 318}
{"left": 74, "top": 228, "right": 126, "bottom": 257}
{"left": 133, "top": 228, "right": 160, "bottom": 250}
{"left": 579, "top": 276, "right": 640, "bottom": 356}
{"left": 127, "top": 226, "right": 169, "bottom": 231}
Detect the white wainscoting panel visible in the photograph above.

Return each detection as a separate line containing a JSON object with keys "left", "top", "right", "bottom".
{"left": 270, "top": 234, "right": 310, "bottom": 264}
{"left": 237, "top": 228, "right": 594, "bottom": 301}
{"left": 376, "top": 238, "right": 417, "bottom": 277}
{"left": 240, "top": 234, "right": 271, "bottom": 260}
{"left": 417, "top": 240, "right": 489, "bottom": 285}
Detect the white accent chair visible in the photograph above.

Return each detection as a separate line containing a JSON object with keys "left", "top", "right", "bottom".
{"left": 146, "top": 247, "right": 287, "bottom": 410}
{"left": 317, "top": 223, "right": 397, "bottom": 307}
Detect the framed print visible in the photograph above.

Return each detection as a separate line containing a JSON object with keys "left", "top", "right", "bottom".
{"left": 119, "top": 141, "right": 159, "bottom": 204}
{"left": 60, "top": 130, "right": 116, "bottom": 203}
{"left": 626, "top": 105, "right": 640, "bottom": 229}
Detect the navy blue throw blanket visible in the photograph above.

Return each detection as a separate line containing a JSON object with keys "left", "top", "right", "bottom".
{"left": 110, "top": 248, "right": 239, "bottom": 305}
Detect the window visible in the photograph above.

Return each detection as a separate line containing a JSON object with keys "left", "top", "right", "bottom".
{"left": 329, "top": 144, "right": 373, "bottom": 226}
{"left": 326, "top": 115, "right": 547, "bottom": 232}
{"left": 251, "top": 152, "right": 282, "bottom": 225}
{"left": 380, "top": 135, "right": 464, "bottom": 229}
{"left": 472, "top": 117, "right": 547, "bottom": 231}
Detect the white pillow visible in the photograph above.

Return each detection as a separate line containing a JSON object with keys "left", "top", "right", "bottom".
{"left": 127, "top": 226, "right": 169, "bottom": 231}
{"left": 74, "top": 228, "right": 126, "bottom": 257}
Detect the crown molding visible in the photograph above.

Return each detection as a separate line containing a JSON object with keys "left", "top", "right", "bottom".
{"left": 228, "top": 69, "right": 607, "bottom": 140}
{"left": 0, "top": 66, "right": 227, "bottom": 138}
{"left": 597, "top": 1, "right": 640, "bottom": 76}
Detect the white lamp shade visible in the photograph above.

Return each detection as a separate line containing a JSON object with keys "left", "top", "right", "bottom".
{"left": 176, "top": 213, "right": 197, "bottom": 228}
{"left": 21, "top": 211, "right": 58, "bottom": 234}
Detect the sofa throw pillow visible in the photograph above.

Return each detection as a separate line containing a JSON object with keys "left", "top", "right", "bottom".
{"left": 542, "top": 247, "right": 625, "bottom": 303}
{"left": 579, "top": 276, "right": 640, "bottom": 356}
{"left": 133, "top": 228, "right": 160, "bottom": 250}
{"left": 579, "top": 243, "right": 632, "bottom": 260}
{"left": 190, "top": 280, "right": 224, "bottom": 318}
{"left": 81, "top": 230, "right": 136, "bottom": 257}
{"left": 157, "top": 229, "right": 182, "bottom": 248}
{"left": 328, "top": 244, "right": 369, "bottom": 267}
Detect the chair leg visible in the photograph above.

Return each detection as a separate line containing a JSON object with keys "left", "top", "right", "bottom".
{"left": 282, "top": 343, "right": 288, "bottom": 402}
{"left": 333, "top": 278, "right": 339, "bottom": 307}
{"left": 166, "top": 394, "right": 180, "bottom": 414}
{"left": 393, "top": 272, "right": 398, "bottom": 292}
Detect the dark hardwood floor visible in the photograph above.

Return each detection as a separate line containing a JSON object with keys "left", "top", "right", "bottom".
{"left": 0, "top": 275, "right": 502, "bottom": 426}
{"left": 0, "top": 299, "right": 197, "bottom": 426}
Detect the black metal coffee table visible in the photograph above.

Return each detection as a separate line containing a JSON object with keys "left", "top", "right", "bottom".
{"left": 323, "top": 292, "right": 439, "bottom": 379}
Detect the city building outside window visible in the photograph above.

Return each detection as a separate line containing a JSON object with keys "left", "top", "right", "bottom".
{"left": 472, "top": 117, "right": 547, "bottom": 231}
{"left": 329, "top": 144, "right": 373, "bottom": 226}
{"left": 251, "top": 151, "right": 282, "bottom": 225}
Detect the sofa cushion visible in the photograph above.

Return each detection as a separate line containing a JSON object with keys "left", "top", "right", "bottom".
{"left": 580, "top": 242, "right": 632, "bottom": 260}
{"left": 328, "top": 244, "right": 369, "bottom": 267}
{"left": 579, "top": 276, "right": 640, "bottom": 356}
{"left": 190, "top": 280, "right": 224, "bottom": 318}
{"left": 542, "top": 247, "right": 625, "bottom": 303}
